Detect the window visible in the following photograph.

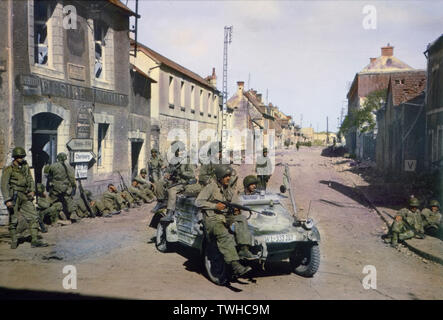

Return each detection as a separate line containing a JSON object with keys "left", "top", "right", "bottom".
{"left": 191, "top": 85, "right": 195, "bottom": 110}
{"left": 97, "top": 123, "right": 109, "bottom": 166}
{"left": 180, "top": 81, "right": 185, "bottom": 108}
{"left": 169, "top": 76, "right": 174, "bottom": 105}
{"left": 93, "top": 21, "right": 106, "bottom": 79}
{"left": 34, "top": 0, "right": 51, "bottom": 65}
{"left": 199, "top": 89, "right": 203, "bottom": 113}
{"left": 207, "top": 92, "right": 211, "bottom": 115}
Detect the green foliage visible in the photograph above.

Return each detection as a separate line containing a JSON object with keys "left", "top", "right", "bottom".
{"left": 339, "top": 89, "right": 387, "bottom": 135}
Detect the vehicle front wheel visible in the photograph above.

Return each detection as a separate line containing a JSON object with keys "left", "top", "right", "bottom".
{"left": 203, "top": 240, "right": 229, "bottom": 286}
{"left": 155, "top": 222, "right": 169, "bottom": 253}
{"left": 290, "top": 244, "right": 320, "bottom": 277}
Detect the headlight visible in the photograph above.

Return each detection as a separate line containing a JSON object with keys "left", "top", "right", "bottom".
{"left": 303, "top": 218, "right": 314, "bottom": 230}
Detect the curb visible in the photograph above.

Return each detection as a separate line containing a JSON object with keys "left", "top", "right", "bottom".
{"left": 352, "top": 183, "right": 443, "bottom": 266}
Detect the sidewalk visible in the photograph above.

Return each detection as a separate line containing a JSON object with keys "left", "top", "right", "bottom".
{"left": 331, "top": 157, "right": 443, "bottom": 265}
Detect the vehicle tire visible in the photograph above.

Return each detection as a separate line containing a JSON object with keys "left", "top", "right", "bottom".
{"left": 290, "top": 244, "right": 320, "bottom": 277}
{"left": 155, "top": 222, "right": 169, "bottom": 253}
{"left": 203, "top": 240, "right": 229, "bottom": 286}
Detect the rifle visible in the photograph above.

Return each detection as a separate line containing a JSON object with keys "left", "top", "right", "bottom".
{"left": 209, "top": 199, "right": 262, "bottom": 216}
{"left": 6, "top": 191, "right": 18, "bottom": 223}
{"left": 117, "top": 171, "right": 137, "bottom": 201}
{"left": 78, "top": 179, "right": 95, "bottom": 218}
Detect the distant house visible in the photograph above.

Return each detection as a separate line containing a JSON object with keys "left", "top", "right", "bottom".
{"left": 346, "top": 44, "right": 422, "bottom": 160}
{"left": 424, "top": 34, "right": 443, "bottom": 173}
{"left": 376, "top": 71, "right": 426, "bottom": 178}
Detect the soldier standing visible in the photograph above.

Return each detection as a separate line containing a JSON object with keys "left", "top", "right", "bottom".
{"left": 1, "top": 147, "right": 48, "bottom": 248}
{"left": 255, "top": 147, "right": 272, "bottom": 191}
{"left": 195, "top": 165, "right": 257, "bottom": 277}
{"left": 421, "top": 200, "right": 441, "bottom": 237}
{"left": 160, "top": 141, "right": 202, "bottom": 222}
{"left": 296, "top": 141, "right": 300, "bottom": 151}
{"left": 47, "top": 152, "right": 80, "bottom": 222}
{"left": 387, "top": 197, "right": 425, "bottom": 247}
{"left": 148, "top": 148, "right": 165, "bottom": 183}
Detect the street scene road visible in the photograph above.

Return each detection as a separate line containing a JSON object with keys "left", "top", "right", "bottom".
{"left": 1, "top": 147, "right": 441, "bottom": 300}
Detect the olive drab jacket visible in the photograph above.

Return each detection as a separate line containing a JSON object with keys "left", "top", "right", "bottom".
{"left": 1, "top": 161, "right": 35, "bottom": 202}
{"left": 421, "top": 208, "right": 441, "bottom": 227}
{"left": 148, "top": 155, "right": 164, "bottom": 173}
{"left": 195, "top": 180, "right": 239, "bottom": 219}
{"left": 166, "top": 157, "right": 195, "bottom": 185}
{"left": 47, "top": 161, "right": 76, "bottom": 194}
{"left": 256, "top": 154, "right": 273, "bottom": 176}
{"left": 397, "top": 208, "right": 424, "bottom": 234}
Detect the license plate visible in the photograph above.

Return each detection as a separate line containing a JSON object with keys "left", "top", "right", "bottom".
{"left": 264, "top": 233, "right": 296, "bottom": 243}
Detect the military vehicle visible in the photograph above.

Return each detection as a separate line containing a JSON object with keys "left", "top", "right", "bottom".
{"left": 152, "top": 164, "right": 320, "bottom": 285}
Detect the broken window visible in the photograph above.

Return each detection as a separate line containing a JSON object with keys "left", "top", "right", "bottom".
{"left": 94, "top": 20, "right": 106, "bottom": 79}
{"left": 34, "top": 0, "right": 51, "bottom": 65}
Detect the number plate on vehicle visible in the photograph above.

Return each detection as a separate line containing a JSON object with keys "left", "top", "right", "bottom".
{"left": 264, "top": 233, "right": 296, "bottom": 243}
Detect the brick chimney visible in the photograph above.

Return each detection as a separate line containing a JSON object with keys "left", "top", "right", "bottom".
{"left": 237, "top": 81, "right": 244, "bottom": 99}
{"left": 381, "top": 44, "right": 394, "bottom": 57}
{"left": 209, "top": 67, "right": 217, "bottom": 87}
{"left": 370, "top": 57, "right": 376, "bottom": 63}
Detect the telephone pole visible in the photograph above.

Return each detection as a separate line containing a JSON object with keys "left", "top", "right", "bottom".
{"left": 221, "top": 26, "right": 233, "bottom": 150}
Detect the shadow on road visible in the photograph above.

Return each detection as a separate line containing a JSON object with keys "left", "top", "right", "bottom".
{"left": 0, "top": 286, "right": 118, "bottom": 300}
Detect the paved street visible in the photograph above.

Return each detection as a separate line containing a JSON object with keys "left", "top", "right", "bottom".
{"left": 0, "top": 147, "right": 442, "bottom": 299}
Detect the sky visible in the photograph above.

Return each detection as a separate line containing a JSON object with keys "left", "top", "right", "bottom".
{"left": 125, "top": 0, "right": 443, "bottom": 132}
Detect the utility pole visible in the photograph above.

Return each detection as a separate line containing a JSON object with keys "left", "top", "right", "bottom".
{"left": 326, "top": 116, "right": 329, "bottom": 145}
{"left": 221, "top": 26, "right": 233, "bottom": 150}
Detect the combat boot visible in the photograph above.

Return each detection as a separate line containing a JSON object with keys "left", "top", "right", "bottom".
{"left": 231, "top": 260, "right": 252, "bottom": 277}
{"left": 160, "top": 209, "right": 175, "bottom": 222}
{"left": 391, "top": 233, "right": 399, "bottom": 248}
{"left": 9, "top": 230, "right": 18, "bottom": 249}
{"left": 38, "top": 215, "right": 48, "bottom": 233}
{"left": 30, "top": 229, "right": 48, "bottom": 248}
{"left": 238, "top": 245, "right": 259, "bottom": 260}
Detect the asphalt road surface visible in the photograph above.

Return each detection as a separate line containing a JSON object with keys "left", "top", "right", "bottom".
{"left": 0, "top": 147, "right": 442, "bottom": 299}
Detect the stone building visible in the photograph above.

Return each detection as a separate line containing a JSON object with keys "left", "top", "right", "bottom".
{"left": 424, "top": 35, "right": 443, "bottom": 174}
{"left": 346, "top": 44, "right": 421, "bottom": 159}
{"left": 0, "top": 0, "right": 142, "bottom": 224}
{"left": 130, "top": 41, "right": 222, "bottom": 160}
{"left": 375, "top": 71, "right": 426, "bottom": 178}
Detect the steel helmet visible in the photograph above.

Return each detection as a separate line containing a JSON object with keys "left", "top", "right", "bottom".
{"left": 214, "top": 164, "right": 233, "bottom": 181}
{"left": 243, "top": 175, "right": 258, "bottom": 188}
{"left": 12, "top": 147, "right": 26, "bottom": 158}
{"left": 57, "top": 152, "right": 67, "bottom": 161}
{"left": 409, "top": 197, "right": 420, "bottom": 207}
{"left": 429, "top": 200, "right": 440, "bottom": 208}
{"left": 140, "top": 168, "right": 147, "bottom": 174}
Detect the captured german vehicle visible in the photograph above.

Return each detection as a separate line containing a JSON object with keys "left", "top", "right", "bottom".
{"left": 151, "top": 164, "right": 320, "bottom": 285}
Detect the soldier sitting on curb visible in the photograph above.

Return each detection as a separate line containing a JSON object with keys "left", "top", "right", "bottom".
{"left": 384, "top": 197, "right": 425, "bottom": 248}
{"left": 102, "top": 184, "right": 127, "bottom": 216}
{"left": 129, "top": 179, "right": 153, "bottom": 204}
{"left": 421, "top": 200, "right": 441, "bottom": 237}
{"left": 36, "top": 183, "right": 63, "bottom": 229}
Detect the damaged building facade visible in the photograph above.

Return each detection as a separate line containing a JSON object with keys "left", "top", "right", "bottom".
{"left": 0, "top": 0, "right": 150, "bottom": 224}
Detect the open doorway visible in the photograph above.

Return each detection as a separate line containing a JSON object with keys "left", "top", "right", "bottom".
{"left": 131, "top": 139, "right": 143, "bottom": 179}
{"left": 31, "top": 112, "right": 63, "bottom": 184}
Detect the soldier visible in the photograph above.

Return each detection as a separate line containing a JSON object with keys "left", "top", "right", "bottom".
{"left": 421, "top": 200, "right": 441, "bottom": 237}
{"left": 36, "top": 183, "right": 63, "bottom": 228}
{"left": 47, "top": 152, "right": 80, "bottom": 222}
{"left": 1, "top": 147, "right": 48, "bottom": 248}
{"left": 387, "top": 197, "right": 425, "bottom": 248}
{"left": 255, "top": 147, "right": 272, "bottom": 191}
{"left": 199, "top": 142, "right": 238, "bottom": 188}
{"left": 129, "top": 179, "right": 153, "bottom": 204}
{"left": 102, "top": 183, "right": 128, "bottom": 216}
{"left": 195, "top": 164, "right": 257, "bottom": 277}
{"left": 296, "top": 141, "right": 300, "bottom": 151}
{"left": 134, "top": 169, "right": 156, "bottom": 201}
{"left": 148, "top": 148, "right": 165, "bottom": 183}
{"left": 160, "top": 141, "right": 202, "bottom": 222}
{"left": 242, "top": 175, "right": 259, "bottom": 195}
{"left": 284, "top": 138, "right": 290, "bottom": 149}
{"left": 75, "top": 189, "right": 98, "bottom": 218}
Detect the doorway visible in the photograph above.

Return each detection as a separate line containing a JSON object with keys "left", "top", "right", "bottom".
{"left": 131, "top": 139, "right": 143, "bottom": 179}
{"left": 31, "top": 112, "right": 63, "bottom": 184}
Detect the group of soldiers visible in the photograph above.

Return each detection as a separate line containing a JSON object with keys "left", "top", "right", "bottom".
{"left": 148, "top": 141, "right": 274, "bottom": 278}
{"left": 385, "top": 197, "right": 442, "bottom": 248}
{"left": 1, "top": 147, "right": 156, "bottom": 249}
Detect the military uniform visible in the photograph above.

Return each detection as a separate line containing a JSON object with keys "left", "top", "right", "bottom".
{"left": 1, "top": 147, "right": 47, "bottom": 248}
{"left": 148, "top": 151, "right": 164, "bottom": 183}
{"left": 255, "top": 149, "right": 272, "bottom": 190}
{"left": 47, "top": 153, "right": 79, "bottom": 220}
{"left": 129, "top": 184, "right": 152, "bottom": 203}
{"left": 102, "top": 189, "right": 127, "bottom": 214}
{"left": 389, "top": 200, "right": 424, "bottom": 246}
{"left": 421, "top": 200, "right": 441, "bottom": 236}
{"left": 75, "top": 189, "right": 97, "bottom": 218}
{"left": 36, "top": 183, "right": 63, "bottom": 224}
{"left": 195, "top": 180, "right": 253, "bottom": 264}
{"left": 134, "top": 172, "right": 155, "bottom": 201}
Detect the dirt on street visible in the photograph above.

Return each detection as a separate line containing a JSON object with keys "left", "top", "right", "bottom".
{"left": 0, "top": 147, "right": 442, "bottom": 299}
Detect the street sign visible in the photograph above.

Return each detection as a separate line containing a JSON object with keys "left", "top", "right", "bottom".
{"left": 73, "top": 151, "right": 95, "bottom": 163}
{"left": 404, "top": 160, "right": 417, "bottom": 172}
{"left": 67, "top": 138, "right": 93, "bottom": 151}
{"left": 75, "top": 163, "right": 88, "bottom": 179}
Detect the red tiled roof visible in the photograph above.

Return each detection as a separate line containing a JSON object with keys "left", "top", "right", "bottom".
{"left": 131, "top": 41, "right": 218, "bottom": 92}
